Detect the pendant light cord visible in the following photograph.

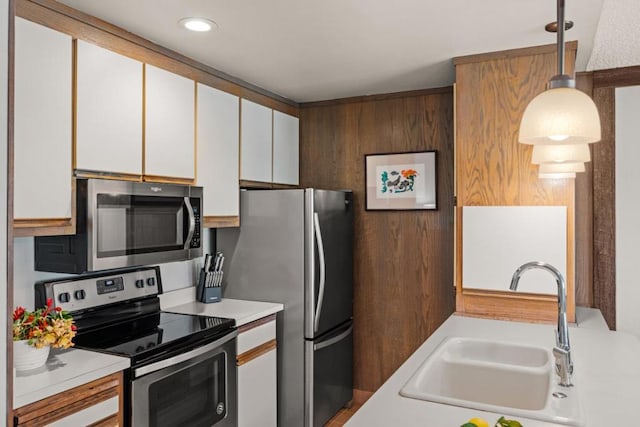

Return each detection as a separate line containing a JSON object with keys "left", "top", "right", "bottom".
{"left": 557, "top": 0, "right": 565, "bottom": 76}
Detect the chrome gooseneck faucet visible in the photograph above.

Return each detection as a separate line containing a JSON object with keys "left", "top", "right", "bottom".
{"left": 510, "top": 261, "right": 573, "bottom": 387}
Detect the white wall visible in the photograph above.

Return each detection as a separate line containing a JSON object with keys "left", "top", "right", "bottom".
{"left": 14, "top": 231, "right": 211, "bottom": 310}
{"left": 1, "top": 0, "right": 9, "bottom": 419}
{"left": 615, "top": 85, "right": 640, "bottom": 339}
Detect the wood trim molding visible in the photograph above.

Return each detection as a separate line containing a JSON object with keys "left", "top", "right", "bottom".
{"left": 457, "top": 291, "right": 561, "bottom": 324}
{"left": 592, "top": 87, "right": 616, "bottom": 329}
{"left": 13, "top": 220, "right": 74, "bottom": 237}
{"left": 239, "top": 179, "right": 298, "bottom": 189}
{"left": 236, "top": 339, "right": 277, "bottom": 366}
{"left": 17, "top": 0, "right": 298, "bottom": 113}
{"left": 453, "top": 41, "right": 578, "bottom": 66}
{"left": 353, "top": 389, "right": 374, "bottom": 405}
{"left": 203, "top": 216, "right": 240, "bottom": 229}
{"left": 593, "top": 65, "right": 640, "bottom": 89}
{"left": 14, "top": 372, "right": 122, "bottom": 426}
{"left": 142, "top": 175, "right": 195, "bottom": 185}
{"left": 75, "top": 170, "right": 143, "bottom": 182}
{"left": 237, "top": 314, "right": 276, "bottom": 334}
{"left": 300, "top": 86, "right": 453, "bottom": 108}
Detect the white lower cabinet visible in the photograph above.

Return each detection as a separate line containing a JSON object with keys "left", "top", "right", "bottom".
{"left": 237, "top": 318, "right": 277, "bottom": 427}
{"left": 238, "top": 348, "right": 277, "bottom": 427}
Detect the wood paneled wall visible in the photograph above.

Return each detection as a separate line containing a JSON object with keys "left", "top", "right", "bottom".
{"left": 454, "top": 43, "right": 578, "bottom": 323}
{"left": 579, "top": 65, "right": 640, "bottom": 329}
{"left": 300, "top": 88, "right": 455, "bottom": 392}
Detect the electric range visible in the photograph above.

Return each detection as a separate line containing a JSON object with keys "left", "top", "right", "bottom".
{"left": 35, "top": 265, "right": 238, "bottom": 427}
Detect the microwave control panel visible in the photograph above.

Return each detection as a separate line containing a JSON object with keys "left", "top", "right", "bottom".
{"left": 190, "top": 197, "right": 201, "bottom": 249}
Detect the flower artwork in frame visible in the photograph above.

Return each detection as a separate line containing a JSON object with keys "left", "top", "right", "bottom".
{"left": 365, "top": 151, "right": 437, "bottom": 210}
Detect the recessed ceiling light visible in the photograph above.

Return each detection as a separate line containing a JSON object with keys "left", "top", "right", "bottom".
{"left": 179, "top": 17, "right": 218, "bottom": 32}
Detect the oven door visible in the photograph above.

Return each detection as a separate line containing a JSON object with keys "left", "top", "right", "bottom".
{"left": 132, "top": 330, "right": 237, "bottom": 427}
{"left": 87, "top": 179, "right": 202, "bottom": 271}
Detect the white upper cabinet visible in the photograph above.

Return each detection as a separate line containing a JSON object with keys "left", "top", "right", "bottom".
{"left": 76, "top": 40, "right": 143, "bottom": 175}
{"left": 145, "top": 64, "right": 195, "bottom": 180}
{"left": 196, "top": 83, "right": 240, "bottom": 218}
{"left": 240, "top": 99, "right": 272, "bottom": 182}
{"left": 14, "top": 18, "right": 72, "bottom": 219}
{"left": 272, "top": 111, "right": 299, "bottom": 185}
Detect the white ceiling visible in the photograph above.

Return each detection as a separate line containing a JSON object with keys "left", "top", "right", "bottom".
{"left": 58, "top": 0, "right": 605, "bottom": 103}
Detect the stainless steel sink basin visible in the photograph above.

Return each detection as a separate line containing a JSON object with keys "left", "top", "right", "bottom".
{"left": 400, "top": 337, "right": 584, "bottom": 426}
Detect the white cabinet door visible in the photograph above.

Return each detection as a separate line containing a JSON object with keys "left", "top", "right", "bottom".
{"left": 238, "top": 349, "right": 277, "bottom": 427}
{"left": 273, "top": 111, "right": 299, "bottom": 185}
{"left": 145, "top": 64, "right": 195, "bottom": 179}
{"left": 240, "top": 99, "right": 272, "bottom": 182}
{"left": 76, "top": 40, "right": 143, "bottom": 175}
{"left": 14, "top": 18, "right": 72, "bottom": 219}
{"left": 196, "top": 83, "right": 239, "bottom": 218}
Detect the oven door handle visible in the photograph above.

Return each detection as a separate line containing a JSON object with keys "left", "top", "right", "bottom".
{"left": 183, "top": 196, "right": 196, "bottom": 250}
{"left": 134, "top": 330, "right": 237, "bottom": 378}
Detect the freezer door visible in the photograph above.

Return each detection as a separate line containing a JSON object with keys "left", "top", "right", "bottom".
{"left": 305, "top": 190, "right": 354, "bottom": 339}
{"left": 304, "top": 321, "right": 354, "bottom": 427}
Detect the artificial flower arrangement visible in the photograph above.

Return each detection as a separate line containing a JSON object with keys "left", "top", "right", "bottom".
{"left": 13, "top": 298, "right": 77, "bottom": 349}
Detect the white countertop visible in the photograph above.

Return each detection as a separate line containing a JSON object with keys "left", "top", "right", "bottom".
{"left": 13, "top": 288, "right": 281, "bottom": 410}
{"left": 161, "top": 287, "right": 283, "bottom": 327}
{"left": 13, "top": 348, "right": 130, "bottom": 409}
{"left": 347, "top": 314, "right": 640, "bottom": 427}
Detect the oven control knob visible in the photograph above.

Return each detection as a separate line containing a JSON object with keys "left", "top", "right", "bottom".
{"left": 135, "top": 279, "right": 145, "bottom": 289}
{"left": 58, "top": 292, "right": 70, "bottom": 303}
{"left": 74, "top": 290, "right": 86, "bottom": 300}
{"left": 146, "top": 277, "right": 156, "bottom": 287}
{"left": 136, "top": 346, "right": 145, "bottom": 353}
{"left": 216, "top": 402, "right": 225, "bottom": 415}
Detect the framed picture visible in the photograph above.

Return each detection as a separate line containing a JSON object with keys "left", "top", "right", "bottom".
{"left": 365, "top": 151, "right": 437, "bottom": 210}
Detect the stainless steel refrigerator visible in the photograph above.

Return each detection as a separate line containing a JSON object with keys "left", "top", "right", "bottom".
{"left": 218, "top": 188, "right": 353, "bottom": 427}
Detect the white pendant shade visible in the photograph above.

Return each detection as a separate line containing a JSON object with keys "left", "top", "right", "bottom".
{"left": 539, "top": 172, "right": 577, "bottom": 179}
{"left": 531, "top": 143, "right": 590, "bottom": 164}
{"left": 519, "top": 87, "right": 601, "bottom": 145}
{"left": 539, "top": 162, "right": 585, "bottom": 174}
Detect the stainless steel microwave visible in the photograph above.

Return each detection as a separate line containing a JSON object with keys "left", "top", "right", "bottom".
{"left": 35, "top": 178, "right": 203, "bottom": 273}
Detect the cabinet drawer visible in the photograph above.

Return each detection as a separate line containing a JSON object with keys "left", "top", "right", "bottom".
{"left": 237, "top": 318, "right": 276, "bottom": 355}
{"left": 14, "top": 372, "right": 122, "bottom": 427}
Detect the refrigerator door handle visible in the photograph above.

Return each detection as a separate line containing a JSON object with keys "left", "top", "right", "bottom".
{"left": 313, "top": 212, "right": 326, "bottom": 333}
{"left": 313, "top": 324, "right": 353, "bottom": 351}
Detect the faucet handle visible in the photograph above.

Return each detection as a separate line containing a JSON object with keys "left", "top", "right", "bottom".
{"left": 553, "top": 346, "right": 573, "bottom": 387}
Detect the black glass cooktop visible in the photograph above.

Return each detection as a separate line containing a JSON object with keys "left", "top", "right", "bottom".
{"left": 73, "top": 311, "right": 235, "bottom": 365}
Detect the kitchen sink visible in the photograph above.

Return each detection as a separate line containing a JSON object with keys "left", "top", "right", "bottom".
{"left": 400, "top": 337, "right": 584, "bottom": 426}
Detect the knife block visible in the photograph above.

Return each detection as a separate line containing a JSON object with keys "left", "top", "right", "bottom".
{"left": 196, "top": 269, "right": 222, "bottom": 304}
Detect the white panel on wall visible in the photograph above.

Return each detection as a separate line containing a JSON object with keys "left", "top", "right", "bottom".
{"left": 615, "top": 85, "right": 640, "bottom": 340}
{"left": 462, "top": 206, "right": 567, "bottom": 295}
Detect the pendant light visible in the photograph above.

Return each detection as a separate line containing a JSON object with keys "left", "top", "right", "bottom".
{"left": 539, "top": 162, "right": 585, "bottom": 174}
{"left": 539, "top": 172, "right": 576, "bottom": 179}
{"left": 531, "top": 144, "right": 590, "bottom": 164}
{"left": 519, "top": 0, "right": 601, "bottom": 161}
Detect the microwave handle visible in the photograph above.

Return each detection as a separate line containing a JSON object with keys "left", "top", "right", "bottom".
{"left": 183, "top": 197, "right": 196, "bottom": 249}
